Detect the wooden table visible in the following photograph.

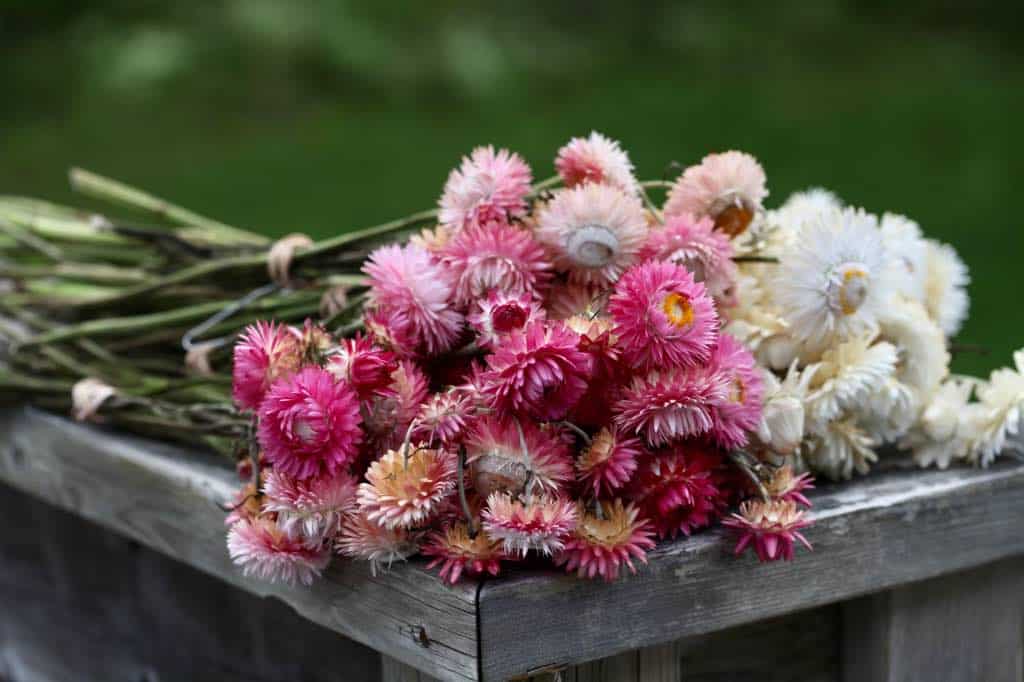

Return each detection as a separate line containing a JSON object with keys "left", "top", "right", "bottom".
{"left": 0, "top": 406, "right": 1021, "bottom": 681}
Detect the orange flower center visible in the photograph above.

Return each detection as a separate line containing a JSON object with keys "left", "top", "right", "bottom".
{"left": 714, "top": 204, "right": 754, "bottom": 237}
{"left": 728, "top": 376, "right": 746, "bottom": 404}
{"left": 837, "top": 266, "right": 869, "bottom": 316}
{"left": 662, "top": 292, "right": 695, "bottom": 329}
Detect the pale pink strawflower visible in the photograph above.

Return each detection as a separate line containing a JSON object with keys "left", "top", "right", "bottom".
{"left": 534, "top": 183, "right": 648, "bottom": 286}
{"left": 465, "top": 416, "right": 574, "bottom": 497}
{"left": 629, "top": 446, "right": 724, "bottom": 538}
{"left": 363, "top": 243, "right": 463, "bottom": 356}
{"left": 357, "top": 445, "right": 457, "bottom": 529}
{"left": 361, "top": 359, "right": 430, "bottom": 454}
{"left": 423, "top": 522, "right": 504, "bottom": 584}
{"left": 639, "top": 213, "right": 738, "bottom": 306}
{"left": 554, "top": 131, "right": 640, "bottom": 194}
{"left": 707, "top": 333, "right": 765, "bottom": 450}
{"left": 479, "top": 320, "right": 591, "bottom": 421}
{"left": 257, "top": 367, "right": 363, "bottom": 481}
{"left": 262, "top": 469, "right": 358, "bottom": 542}
{"left": 576, "top": 427, "right": 642, "bottom": 496}
{"left": 440, "top": 220, "right": 552, "bottom": 306}
{"left": 555, "top": 500, "right": 655, "bottom": 581}
{"left": 481, "top": 491, "right": 578, "bottom": 557}
{"left": 412, "top": 390, "right": 475, "bottom": 445}
{"left": 232, "top": 321, "right": 302, "bottom": 411}
{"left": 765, "top": 466, "right": 815, "bottom": 508}
{"left": 616, "top": 367, "right": 729, "bottom": 447}
{"left": 439, "top": 146, "right": 532, "bottom": 230}
{"left": 227, "top": 516, "right": 330, "bottom": 586}
{"left": 336, "top": 511, "right": 420, "bottom": 576}
{"left": 326, "top": 334, "right": 397, "bottom": 399}
{"left": 664, "top": 151, "right": 768, "bottom": 237}
{"left": 545, "top": 281, "right": 609, "bottom": 320}
{"left": 609, "top": 260, "right": 720, "bottom": 372}
{"left": 468, "top": 290, "right": 547, "bottom": 349}
{"left": 722, "top": 499, "right": 813, "bottom": 562}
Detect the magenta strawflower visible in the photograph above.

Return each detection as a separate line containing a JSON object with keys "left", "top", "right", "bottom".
{"left": 609, "top": 260, "right": 720, "bottom": 372}
{"left": 722, "top": 499, "right": 813, "bottom": 562}
{"left": 615, "top": 367, "right": 728, "bottom": 446}
{"left": 481, "top": 492, "right": 578, "bottom": 557}
{"left": 465, "top": 416, "right": 574, "bottom": 496}
{"left": 262, "top": 469, "right": 358, "bottom": 542}
{"left": 664, "top": 151, "right": 768, "bottom": 237}
{"left": 467, "top": 290, "right": 546, "bottom": 349}
{"left": 554, "top": 131, "right": 640, "bottom": 194}
{"left": 707, "top": 334, "right": 765, "bottom": 450}
{"left": 326, "top": 334, "right": 397, "bottom": 399}
{"left": 439, "top": 145, "right": 532, "bottom": 230}
{"left": 257, "top": 367, "right": 363, "bottom": 480}
{"left": 555, "top": 500, "right": 655, "bottom": 581}
{"left": 232, "top": 321, "right": 301, "bottom": 411}
{"left": 440, "top": 220, "right": 551, "bottom": 306}
{"left": 576, "top": 427, "right": 642, "bottom": 497}
{"left": 639, "top": 213, "right": 738, "bottom": 306}
{"left": 361, "top": 359, "right": 430, "bottom": 454}
{"left": 629, "top": 446, "right": 724, "bottom": 538}
{"left": 423, "top": 522, "right": 505, "bottom": 584}
{"left": 479, "top": 320, "right": 591, "bottom": 421}
{"left": 357, "top": 445, "right": 457, "bottom": 529}
{"left": 227, "top": 516, "right": 330, "bottom": 586}
{"left": 363, "top": 243, "right": 463, "bottom": 356}
{"left": 336, "top": 511, "right": 420, "bottom": 575}
{"left": 765, "top": 466, "right": 815, "bottom": 508}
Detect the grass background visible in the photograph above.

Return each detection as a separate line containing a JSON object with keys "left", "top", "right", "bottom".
{"left": 3, "top": 1, "right": 1022, "bottom": 376}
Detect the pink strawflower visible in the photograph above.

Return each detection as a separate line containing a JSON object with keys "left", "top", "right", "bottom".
{"left": 639, "top": 213, "right": 738, "bottom": 306}
{"left": 363, "top": 243, "right": 463, "bottom": 356}
{"left": 707, "top": 334, "right": 764, "bottom": 450}
{"left": 479, "top": 320, "right": 591, "bottom": 421}
{"left": 423, "top": 522, "right": 505, "bottom": 584}
{"left": 481, "top": 492, "right": 578, "bottom": 557}
{"left": 722, "top": 499, "right": 813, "bottom": 562}
{"left": 465, "top": 416, "right": 574, "bottom": 496}
{"left": 576, "top": 427, "right": 642, "bottom": 497}
{"left": 336, "top": 511, "right": 420, "bottom": 576}
{"left": 440, "top": 221, "right": 552, "bottom": 306}
{"left": 609, "top": 260, "right": 719, "bottom": 372}
{"left": 257, "top": 367, "right": 363, "bottom": 481}
{"left": 261, "top": 469, "right": 358, "bottom": 542}
{"left": 326, "top": 334, "right": 397, "bottom": 399}
{"left": 412, "top": 389, "right": 475, "bottom": 445}
{"left": 615, "top": 368, "right": 728, "bottom": 447}
{"left": 534, "top": 183, "right": 648, "bottom": 286}
{"left": 357, "top": 445, "right": 457, "bottom": 529}
{"left": 439, "top": 145, "right": 532, "bottom": 230}
{"left": 232, "top": 321, "right": 301, "bottom": 411}
{"left": 545, "top": 281, "right": 609, "bottom": 320}
{"left": 227, "top": 516, "right": 330, "bottom": 586}
{"left": 664, "top": 151, "right": 768, "bottom": 237}
{"left": 554, "top": 131, "right": 640, "bottom": 194}
{"left": 629, "top": 446, "right": 724, "bottom": 538}
{"left": 765, "top": 465, "right": 815, "bottom": 508}
{"left": 555, "top": 500, "right": 655, "bottom": 581}
{"left": 361, "top": 360, "right": 430, "bottom": 454}
{"left": 467, "top": 290, "right": 547, "bottom": 349}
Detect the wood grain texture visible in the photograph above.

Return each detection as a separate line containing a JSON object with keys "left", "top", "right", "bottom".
{"left": 0, "top": 407, "right": 478, "bottom": 682}
{"left": 842, "top": 557, "right": 1024, "bottom": 682}
{"left": 0, "top": 485, "right": 381, "bottom": 682}
{"left": 478, "top": 457, "right": 1024, "bottom": 681}
{"left": 382, "top": 655, "right": 444, "bottom": 682}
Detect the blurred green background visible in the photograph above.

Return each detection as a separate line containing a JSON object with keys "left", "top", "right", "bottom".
{"left": 3, "top": 0, "right": 1022, "bottom": 376}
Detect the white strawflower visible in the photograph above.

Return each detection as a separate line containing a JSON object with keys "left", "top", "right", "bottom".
{"left": 806, "top": 335, "right": 898, "bottom": 426}
{"left": 724, "top": 272, "right": 797, "bottom": 371}
{"left": 762, "top": 188, "right": 842, "bottom": 254}
{"left": 879, "top": 213, "right": 929, "bottom": 303}
{"left": 774, "top": 206, "right": 889, "bottom": 351}
{"left": 878, "top": 298, "right": 949, "bottom": 399}
{"left": 967, "top": 350, "right": 1024, "bottom": 466}
{"left": 806, "top": 417, "right": 878, "bottom": 480}
{"left": 756, "top": 361, "right": 816, "bottom": 455}
{"left": 900, "top": 378, "right": 975, "bottom": 469}
{"left": 859, "top": 376, "right": 920, "bottom": 443}
{"left": 923, "top": 239, "right": 970, "bottom": 337}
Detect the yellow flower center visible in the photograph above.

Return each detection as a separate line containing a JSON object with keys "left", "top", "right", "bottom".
{"left": 837, "top": 266, "right": 869, "bottom": 316}
{"left": 728, "top": 376, "right": 746, "bottom": 404}
{"left": 662, "top": 292, "right": 695, "bottom": 329}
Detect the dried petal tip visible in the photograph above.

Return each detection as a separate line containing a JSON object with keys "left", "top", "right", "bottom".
{"left": 722, "top": 499, "right": 813, "bottom": 562}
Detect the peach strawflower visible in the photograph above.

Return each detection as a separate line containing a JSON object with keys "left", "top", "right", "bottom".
{"left": 609, "top": 260, "right": 719, "bottom": 372}
{"left": 357, "top": 444, "right": 457, "bottom": 530}
{"left": 481, "top": 491, "right": 578, "bottom": 557}
{"left": 439, "top": 145, "right": 532, "bottom": 230}
{"left": 423, "top": 522, "right": 505, "bottom": 584}
{"left": 664, "top": 151, "right": 768, "bottom": 237}
{"left": 639, "top": 213, "right": 738, "bottom": 306}
{"left": 227, "top": 516, "right": 330, "bottom": 586}
{"left": 765, "top": 465, "right": 815, "bottom": 508}
{"left": 262, "top": 469, "right": 358, "bottom": 542}
{"left": 722, "top": 499, "right": 813, "bottom": 562}
{"left": 554, "top": 131, "right": 640, "bottom": 194}
{"left": 232, "top": 321, "right": 301, "bottom": 411}
{"left": 336, "top": 511, "right": 420, "bottom": 576}
{"left": 465, "top": 416, "right": 574, "bottom": 496}
{"left": 555, "top": 500, "right": 655, "bottom": 581}
{"left": 576, "top": 427, "right": 642, "bottom": 496}
{"left": 615, "top": 367, "right": 728, "bottom": 446}
{"left": 534, "top": 183, "right": 648, "bottom": 286}
{"left": 707, "top": 333, "right": 764, "bottom": 450}
{"left": 440, "top": 220, "right": 552, "bottom": 306}
{"left": 467, "top": 290, "right": 547, "bottom": 349}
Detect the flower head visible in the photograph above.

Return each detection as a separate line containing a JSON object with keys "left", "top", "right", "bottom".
{"left": 576, "top": 427, "right": 642, "bottom": 497}
{"left": 465, "top": 416, "right": 574, "bottom": 496}
{"left": 336, "top": 512, "right": 419, "bottom": 576}
{"left": 609, "top": 260, "right": 719, "bottom": 372}
{"left": 555, "top": 500, "right": 655, "bottom": 581}
{"left": 227, "top": 516, "right": 329, "bottom": 586}
{"left": 639, "top": 213, "right": 738, "bottom": 306}
{"left": 326, "top": 334, "right": 397, "bottom": 399}
{"left": 423, "top": 522, "right": 504, "bottom": 584}
{"left": 479, "top": 320, "right": 591, "bottom": 421}
{"left": 615, "top": 368, "right": 728, "bottom": 446}
{"left": 534, "top": 183, "right": 648, "bottom": 286}
{"left": 467, "top": 290, "right": 546, "bottom": 349}
{"left": 706, "top": 334, "right": 765, "bottom": 450}
{"left": 722, "top": 499, "right": 813, "bottom": 562}
{"left": 805, "top": 335, "right": 898, "bottom": 425}
{"left": 439, "top": 145, "right": 532, "bottom": 229}
{"left": 629, "top": 446, "right": 724, "bottom": 538}
{"left": 262, "top": 469, "right": 358, "bottom": 542}
{"left": 969, "top": 349, "right": 1024, "bottom": 466}
{"left": 664, "top": 151, "right": 768, "bottom": 236}
{"left": 554, "top": 131, "right": 639, "bottom": 194}
{"left": 481, "top": 492, "right": 578, "bottom": 557}
{"left": 357, "top": 445, "right": 457, "bottom": 529}
{"left": 257, "top": 367, "right": 363, "bottom": 480}
{"left": 764, "top": 466, "right": 815, "bottom": 508}
{"left": 232, "top": 321, "right": 301, "bottom": 411}
{"left": 923, "top": 239, "right": 970, "bottom": 337}
{"left": 756, "top": 362, "right": 814, "bottom": 455}
{"left": 440, "top": 221, "right": 552, "bottom": 306}
{"left": 545, "top": 281, "right": 609, "bottom": 320}
{"left": 363, "top": 243, "right": 463, "bottom": 356}
{"left": 412, "top": 389, "right": 475, "bottom": 445}
{"left": 361, "top": 360, "right": 430, "bottom": 454}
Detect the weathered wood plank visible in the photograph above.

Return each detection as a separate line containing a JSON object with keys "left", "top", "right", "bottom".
{"left": 0, "top": 407, "right": 479, "bottom": 682}
{"left": 382, "top": 655, "right": 444, "bottom": 682}
{"left": 0, "top": 484, "right": 381, "bottom": 682}
{"left": 841, "top": 557, "right": 1024, "bottom": 682}
{"left": 477, "top": 456, "right": 1024, "bottom": 681}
